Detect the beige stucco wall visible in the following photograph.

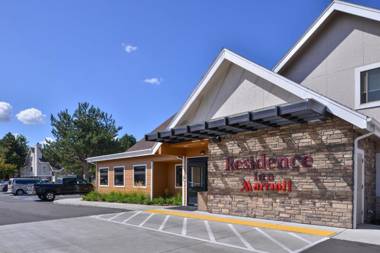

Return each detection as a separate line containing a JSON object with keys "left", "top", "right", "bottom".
{"left": 178, "top": 62, "right": 300, "bottom": 126}
{"left": 280, "top": 12, "right": 380, "bottom": 119}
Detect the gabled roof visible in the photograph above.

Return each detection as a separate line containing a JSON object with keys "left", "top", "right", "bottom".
{"left": 273, "top": 0, "right": 380, "bottom": 73}
{"left": 127, "top": 115, "right": 175, "bottom": 152}
{"left": 87, "top": 115, "right": 174, "bottom": 163}
{"left": 169, "top": 48, "right": 379, "bottom": 133}
{"left": 88, "top": 45, "right": 380, "bottom": 164}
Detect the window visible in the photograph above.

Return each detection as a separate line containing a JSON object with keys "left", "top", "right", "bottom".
{"left": 133, "top": 165, "right": 146, "bottom": 187}
{"left": 191, "top": 166, "right": 202, "bottom": 187}
{"left": 356, "top": 63, "right": 380, "bottom": 109}
{"left": 175, "top": 165, "right": 182, "bottom": 188}
{"left": 99, "top": 168, "right": 108, "bottom": 186}
{"left": 360, "top": 67, "right": 380, "bottom": 104}
{"left": 114, "top": 167, "right": 124, "bottom": 186}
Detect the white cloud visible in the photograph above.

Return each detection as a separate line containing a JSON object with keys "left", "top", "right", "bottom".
{"left": 16, "top": 108, "right": 46, "bottom": 124}
{"left": 40, "top": 137, "right": 54, "bottom": 146}
{"left": 144, "top": 77, "right": 161, "bottom": 85}
{"left": 0, "top": 101, "right": 12, "bottom": 122}
{"left": 122, "top": 43, "right": 138, "bottom": 53}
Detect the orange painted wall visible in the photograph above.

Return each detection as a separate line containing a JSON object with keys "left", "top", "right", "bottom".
{"left": 153, "top": 161, "right": 182, "bottom": 198}
{"left": 96, "top": 157, "right": 153, "bottom": 196}
{"left": 95, "top": 156, "right": 182, "bottom": 198}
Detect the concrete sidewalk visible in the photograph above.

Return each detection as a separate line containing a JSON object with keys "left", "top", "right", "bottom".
{"left": 54, "top": 197, "right": 172, "bottom": 211}
{"left": 334, "top": 224, "right": 380, "bottom": 246}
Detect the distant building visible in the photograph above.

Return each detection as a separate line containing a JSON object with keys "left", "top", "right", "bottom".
{"left": 20, "top": 143, "right": 60, "bottom": 180}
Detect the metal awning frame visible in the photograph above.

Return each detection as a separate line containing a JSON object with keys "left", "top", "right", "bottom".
{"left": 145, "top": 99, "right": 328, "bottom": 143}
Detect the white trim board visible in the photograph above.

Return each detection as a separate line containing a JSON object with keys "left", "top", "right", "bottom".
{"left": 169, "top": 48, "right": 377, "bottom": 133}
{"left": 86, "top": 143, "right": 161, "bottom": 163}
{"left": 274, "top": 0, "right": 380, "bottom": 73}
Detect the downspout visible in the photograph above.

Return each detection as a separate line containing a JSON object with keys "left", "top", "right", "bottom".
{"left": 353, "top": 132, "right": 373, "bottom": 229}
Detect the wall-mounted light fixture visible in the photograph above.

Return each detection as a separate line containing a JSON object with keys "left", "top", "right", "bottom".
{"left": 211, "top": 135, "right": 221, "bottom": 143}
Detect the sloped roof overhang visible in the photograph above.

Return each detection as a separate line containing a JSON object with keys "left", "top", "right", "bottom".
{"left": 274, "top": 0, "right": 380, "bottom": 73}
{"left": 145, "top": 99, "right": 328, "bottom": 143}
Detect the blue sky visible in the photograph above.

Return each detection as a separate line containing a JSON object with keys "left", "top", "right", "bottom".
{"left": 1, "top": 0, "right": 380, "bottom": 145}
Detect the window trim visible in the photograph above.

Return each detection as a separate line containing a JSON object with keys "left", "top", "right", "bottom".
{"left": 175, "top": 164, "right": 183, "bottom": 189}
{"left": 132, "top": 164, "right": 147, "bottom": 188}
{"left": 113, "top": 166, "right": 125, "bottom": 187}
{"left": 355, "top": 62, "right": 380, "bottom": 110}
{"left": 99, "top": 167, "right": 109, "bottom": 187}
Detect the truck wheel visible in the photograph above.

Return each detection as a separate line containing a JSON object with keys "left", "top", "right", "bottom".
{"left": 38, "top": 194, "right": 46, "bottom": 201}
{"left": 44, "top": 192, "right": 55, "bottom": 202}
{"left": 15, "top": 189, "right": 25, "bottom": 196}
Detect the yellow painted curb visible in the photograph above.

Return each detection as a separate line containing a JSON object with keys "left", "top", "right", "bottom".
{"left": 145, "top": 209, "right": 336, "bottom": 237}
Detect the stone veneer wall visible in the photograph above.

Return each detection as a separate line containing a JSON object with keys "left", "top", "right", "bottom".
{"left": 207, "top": 117, "right": 355, "bottom": 228}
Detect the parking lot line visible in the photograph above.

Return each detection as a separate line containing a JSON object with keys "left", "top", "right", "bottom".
{"left": 204, "top": 220, "right": 216, "bottom": 242}
{"left": 228, "top": 224, "right": 255, "bottom": 251}
{"left": 93, "top": 214, "right": 265, "bottom": 253}
{"left": 159, "top": 215, "right": 170, "bottom": 231}
{"left": 182, "top": 217, "right": 187, "bottom": 235}
{"left": 145, "top": 209, "right": 336, "bottom": 237}
{"left": 107, "top": 212, "right": 126, "bottom": 221}
{"left": 139, "top": 213, "right": 154, "bottom": 227}
{"left": 92, "top": 212, "right": 331, "bottom": 253}
{"left": 287, "top": 232, "right": 312, "bottom": 244}
{"left": 122, "top": 211, "right": 142, "bottom": 224}
{"left": 255, "top": 228, "right": 292, "bottom": 253}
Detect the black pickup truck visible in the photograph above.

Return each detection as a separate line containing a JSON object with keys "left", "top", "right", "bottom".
{"left": 34, "top": 177, "right": 93, "bottom": 201}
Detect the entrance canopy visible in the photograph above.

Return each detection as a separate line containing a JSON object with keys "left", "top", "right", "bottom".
{"left": 145, "top": 99, "right": 328, "bottom": 144}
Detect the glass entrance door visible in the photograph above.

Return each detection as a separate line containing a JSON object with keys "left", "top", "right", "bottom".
{"left": 187, "top": 157, "right": 208, "bottom": 206}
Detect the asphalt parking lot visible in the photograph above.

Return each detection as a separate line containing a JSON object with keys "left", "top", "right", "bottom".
{"left": 0, "top": 192, "right": 379, "bottom": 253}
{"left": 0, "top": 192, "right": 124, "bottom": 226}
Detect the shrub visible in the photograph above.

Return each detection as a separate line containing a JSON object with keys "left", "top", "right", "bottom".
{"left": 83, "top": 191, "right": 182, "bottom": 206}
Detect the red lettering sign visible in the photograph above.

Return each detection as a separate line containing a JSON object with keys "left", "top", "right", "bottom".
{"left": 226, "top": 154, "right": 313, "bottom": 171}
{"left": 240, "top": 178, "right": 292, "bottom": 193}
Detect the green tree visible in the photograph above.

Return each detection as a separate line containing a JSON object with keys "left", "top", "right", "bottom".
{"left": 118, "top": 133, "right": 136, "bottom": 151}
{"left": 43, "top": 102, "right": 123, "bottom": 178}
{"left": 0, "top": 151, "right": 17, "bottom": 179}
{"left": 0, "top": 133, "right": 28, "bottom": 176}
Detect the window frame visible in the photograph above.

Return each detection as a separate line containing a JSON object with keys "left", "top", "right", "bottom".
{"left": 132, "top": 164, "right": 147, "bottom": 188}
{"left": 175, "top": 164, "right": 183, "bottom": 188}
{"left": 99, "top": 167, "right": 109, "bottom": 187}
{"left": 355, "top": 62, "right": 380, "bottom": 109}
{"left": 113, "top": 166, "right": 125, "bottom": 187}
